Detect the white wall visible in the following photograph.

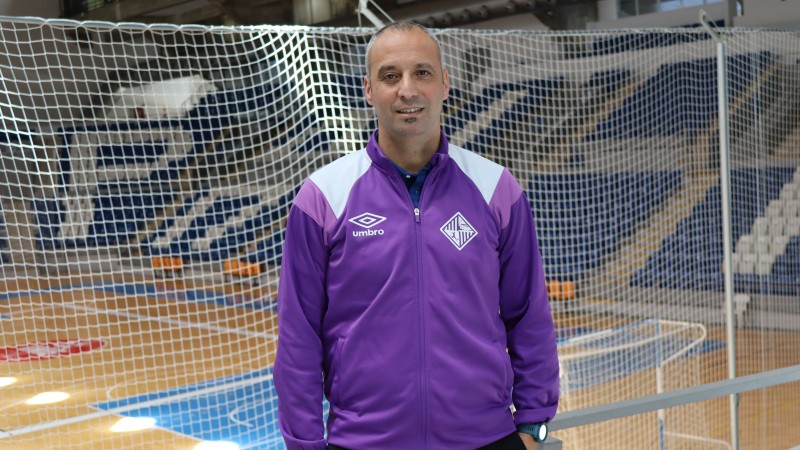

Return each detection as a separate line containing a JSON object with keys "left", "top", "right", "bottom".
{"left": 588, "top": 3, "right": 728, "bottom": 29}
{"left": 736, "top": 0, "right": 800, "bottom": 28}
{"left": 0, "top": 0, "right": 59, "bottom": 18}
{"left": 457, "top": 13, "right": 550, "bottom": 31}
{"left": 1, "top": 0, "right": 800, "bottom": 31}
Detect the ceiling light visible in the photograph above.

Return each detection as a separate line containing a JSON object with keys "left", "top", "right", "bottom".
{"left": 0, "top": 377, "right": 17, "bottom": 387}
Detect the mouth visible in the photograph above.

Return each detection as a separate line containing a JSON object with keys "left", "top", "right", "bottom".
{"left": 397, "top": 107, "right": 423, "bottom": 114}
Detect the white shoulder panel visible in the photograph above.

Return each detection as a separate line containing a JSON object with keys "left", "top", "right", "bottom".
{"left": 308, "top": 149, "right": 371, "bottom": 219}
{"left": 448, "top": 144, "right": 504, "bottom": 205}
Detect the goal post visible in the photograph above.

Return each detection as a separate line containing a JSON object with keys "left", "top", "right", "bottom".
{"left": 0, "top": 16, "right": 797, "bottom": 449}
{"left": 557, "top": 319, "right": 729, "bottom": 450}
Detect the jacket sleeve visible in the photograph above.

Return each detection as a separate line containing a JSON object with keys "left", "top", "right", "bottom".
{"left": 494, "top": 171, "right": 560, "bottom": 425}
{"left": 274, "top": 183, "right": 329, "bottom": 450}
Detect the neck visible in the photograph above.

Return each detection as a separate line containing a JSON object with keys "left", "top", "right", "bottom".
{"left": 378, "top": 130, "right": 440, "bottom": 173}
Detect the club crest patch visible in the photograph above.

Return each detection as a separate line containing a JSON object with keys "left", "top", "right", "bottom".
{"left": 440, "top": 212, "right": 478, "bottom": 250}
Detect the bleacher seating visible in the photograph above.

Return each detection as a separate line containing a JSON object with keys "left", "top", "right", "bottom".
{"left": 632, "top": 166, "right": 798, "bottom": 294}
{"left": 29, "top": 53, "right": 790, "bottom": 293}
{"left": 586, "top": 69, "right": 631, "bottom": 95}
{"left": 210, "top": 189, "right": 295, "bottom": 257}
{"left": 529, "top": 171, "right": 682, "bottom": 281}
{"left": 443, "top": 84, "right": 509, "bottom": 137}
{"left": 771, "top": 236, "right": 800, "bottom": 296}
{"left": 271, "top": 112, "right": 319, "bottom": 148}
{"left": 88, "top": 190, "right": 172, "bottom": 246}
{"left": 468, "top": 78, "right": 565, "bottom": 154}
{"left": 32, "top": 189, "right": 172, "bottom": 249}
{"left": 333, "top": 75, "right": 370, "bottom": 108}
{"left": 59, "top": 77, "right": 286, "bottom": 186}
{"left": 221, "top": 225, "right": 285, "bottom": 281}
{"left": 240, "top": 226, "right": 285, "bottom": 267}
{"left": 584, "top": 29, "right": 713, "bottom": 58}
{"left": 0, "top": 133, "right": 31, "bottom": 263}
{"left": 0, "top": 201, "right": 9, "bottom": 264}
{"left": 588, "top": 52, "right": 773, "bottom": 140}
{"left": 141, "top": 186, "right": 296, "bottom": 265}
{"left": 36, "top": 77, "right": 286, "bottom": 250}
{"left": 443, "top": 77, "right": 564, "bottom": 151}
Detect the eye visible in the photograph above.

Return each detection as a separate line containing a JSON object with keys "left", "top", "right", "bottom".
{"left": 381, "top": 73, "right": 399, "bottom": 81}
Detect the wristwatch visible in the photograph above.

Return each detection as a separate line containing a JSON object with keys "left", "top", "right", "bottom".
{"left": 517, "top": 422, "right": 548, "bottom": 443}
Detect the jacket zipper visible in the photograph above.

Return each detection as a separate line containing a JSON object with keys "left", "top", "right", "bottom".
{"left": 412, "top": 163, "right": 439, "bottom": 450}
{"left": 414, "top": 204, "right": 426, "bottom": 449}
{"left": 391, "top": 159, "right": 438, "bottom": 449}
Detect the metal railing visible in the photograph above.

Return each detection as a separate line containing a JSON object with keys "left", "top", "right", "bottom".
{"left": 539, "top": 364, "right": 800, "bottom": 449}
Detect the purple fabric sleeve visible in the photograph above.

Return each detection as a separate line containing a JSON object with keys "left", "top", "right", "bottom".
{"left": 492, "top": 172, "right": 560, "bottom": 424}
{"left": 274, "top": 182, "right": 330, "bottom": 450}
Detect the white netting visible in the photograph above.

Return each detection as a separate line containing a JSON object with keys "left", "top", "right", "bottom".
{"left": 0, "top": 17, "right": 798, "bottom": 449}
{"left": 558, "top": 319, "right": 729, "bottom": 450}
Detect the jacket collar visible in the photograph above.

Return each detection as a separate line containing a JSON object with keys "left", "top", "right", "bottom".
{"left": 365, "top": 129, "right": 450, "bottom": 173}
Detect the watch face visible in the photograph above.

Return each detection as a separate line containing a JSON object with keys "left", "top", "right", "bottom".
{"left": 536, "top": 423, "right": 548, "bottom": 442}
{"left": 519, "top": 423, "right": 548, "bottom": 442}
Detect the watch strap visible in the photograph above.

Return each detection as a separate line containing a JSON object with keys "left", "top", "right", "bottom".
{"left": 517, "top": 422, "right": 548, "bottom": 442}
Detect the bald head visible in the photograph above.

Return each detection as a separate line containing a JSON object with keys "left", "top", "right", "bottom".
{"left": 361, "top": 19, "right": 450, "bottom": 171}
{"left": 365, "top": 22, "right": 444, "bottom": 78}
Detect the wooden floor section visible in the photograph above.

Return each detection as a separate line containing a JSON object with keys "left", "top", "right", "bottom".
{"left": 0, "top": 277, "right": 798, "bottom": 449}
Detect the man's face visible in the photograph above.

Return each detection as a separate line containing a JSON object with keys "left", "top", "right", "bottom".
{"left": 364, "top": 27, "right": 450, "bottom": 143}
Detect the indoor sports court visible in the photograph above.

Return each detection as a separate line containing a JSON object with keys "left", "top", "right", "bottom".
{"left": 0, "top": 276, "right": 280, "bottom": 449}
{"left": 0, "top": 5, "right": 799, "bottom": 449}
{"left": 3, "top": 281, "right": 800, "bottom": 449}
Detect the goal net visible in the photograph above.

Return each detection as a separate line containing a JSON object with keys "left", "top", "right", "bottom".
{"left": 558, "top": 319, "right": 728, "bottom": 450}
{"left": 0, "top": 16, "right": 798, "bottom": 450}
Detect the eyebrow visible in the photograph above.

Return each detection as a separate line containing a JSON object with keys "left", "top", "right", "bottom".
{"left": 376, "top": 62, "right": 436, "bottom": 75}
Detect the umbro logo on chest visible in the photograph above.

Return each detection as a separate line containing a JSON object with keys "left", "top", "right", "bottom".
{"left": 347, "top": 211, "right": 478, "bottom": 249}
{"left": 349, "top": 212, "right": 386, "bottom": 237}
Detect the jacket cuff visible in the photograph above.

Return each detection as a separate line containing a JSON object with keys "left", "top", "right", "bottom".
{"left": 513, "top": 405, "right": 557, "bottom": 426}
{"left": 283, "top": 436, "right": 327, "bottom": 450}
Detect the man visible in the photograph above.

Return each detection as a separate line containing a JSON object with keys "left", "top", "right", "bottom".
{"left": 274, "top": 22, "right": 559, "bottom": 450}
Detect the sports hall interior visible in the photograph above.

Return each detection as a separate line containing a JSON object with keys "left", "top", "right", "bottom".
{"left": 1, "top": 1, "right": 800, "bottom": 449}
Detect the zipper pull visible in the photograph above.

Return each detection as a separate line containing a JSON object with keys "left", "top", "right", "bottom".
{"left": 414, "top": 207, "right": 420, "bottom": 223}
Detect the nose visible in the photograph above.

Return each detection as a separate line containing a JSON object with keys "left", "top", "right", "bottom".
{"left": 397, "top": 77, "right": 418, "bottom": 99}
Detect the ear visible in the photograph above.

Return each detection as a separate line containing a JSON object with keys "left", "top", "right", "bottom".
{"left": 443, "top": 68, "right": 450, "bottom": 101}
{"left": 364, "top": 75, "right": 373, "bottom": 106}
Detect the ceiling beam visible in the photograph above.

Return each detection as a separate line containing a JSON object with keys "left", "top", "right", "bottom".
{"left": 137, "top": 4, "right": 224, "bottom": 24}
{"left": 73, "top": 0, "right": 289, "bottom": 25}
{"left": 319, "top": 0, "right": 547, "bottom": 27}
{"left": 75, "top": 0, "right": 197, "bottom": 21}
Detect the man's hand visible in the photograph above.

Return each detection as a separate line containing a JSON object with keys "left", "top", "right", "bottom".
{"left": 518, "top": 432, "right": 539, "bottom": 449}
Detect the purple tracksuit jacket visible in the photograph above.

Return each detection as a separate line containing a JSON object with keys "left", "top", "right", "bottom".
{"left": 274, "top": 131, "right": 559, "bottom": 450}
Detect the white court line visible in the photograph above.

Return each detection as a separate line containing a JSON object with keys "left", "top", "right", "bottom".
{"left": 228, "top": 405, "right": 254, "bottom": 428}
{"left": 2, "top": 283, "right": 276, "bottom": 340}
{"left": 0, "top": 373, "right": 275, "bottom": 440}
{"left": 0, "top": 285, "right": 277, "bottom": 440}
{"left": 0, "top": 284, "right": 279, "bottom": 442}
{"left": 0, "top": 379, "right": 98, "bottom": 414}
{"left": 62, "top": 301, "right": 276, "bottom": 340}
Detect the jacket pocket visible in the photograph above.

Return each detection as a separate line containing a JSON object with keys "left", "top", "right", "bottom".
{"left": 329, "top": 337, "right": 346, "bottom": 406}
{"left": 492, "top": 338, "right": 513, "bottom": 402}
